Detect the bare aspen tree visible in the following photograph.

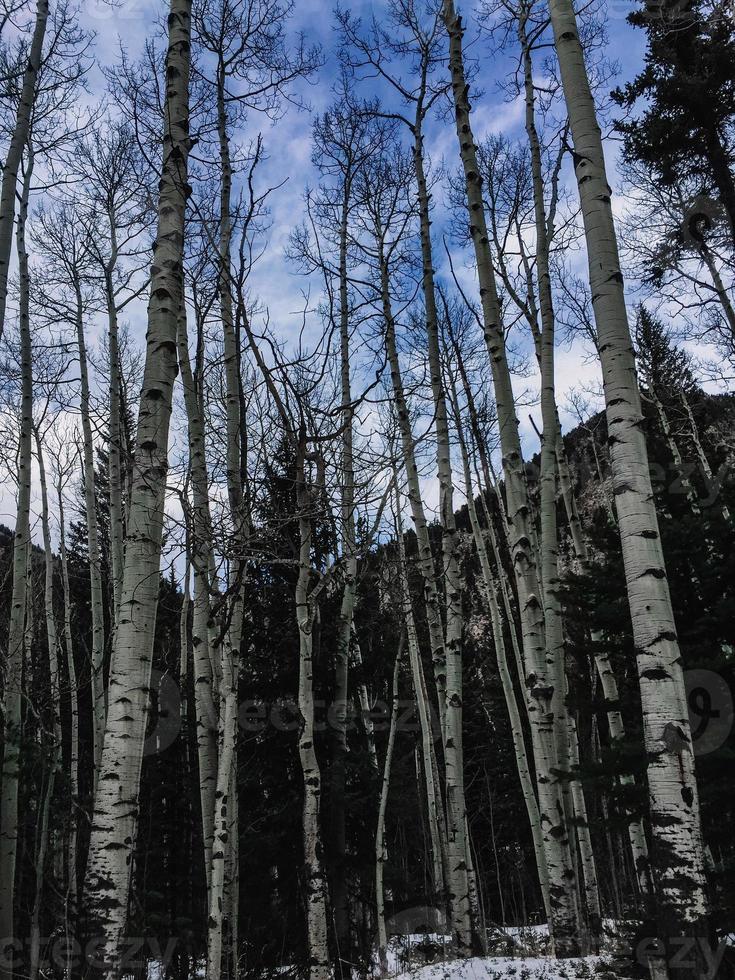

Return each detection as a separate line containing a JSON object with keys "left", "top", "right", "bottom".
{"left": 54, "top": 443, "right": 81, "bottom": 919}
{"left": 76, "top": 123, "right": 151, "bottom": 619}
{"left": 295, "top": 104, "right": 376, "bottom": 960}
{"left": 341, "top": 10, "right": 474, "bottom": 944}
{"left": 393, "top": 478, "right": 449, "bottom": 908}
{"left": 357, "top": 148, "right": 465, "bottom": 923}
{"left": 81, "top": 0, "right": 192, "bottom": 968}
{"left": 241, "top": 313, "right": 332, "bottom": 979}
{"left": 679, "top": 389, "right": 730, "bottom": 521}
{"left": 548, "top": 0, "right": 711, "bottom": 969}
{"left": 0, "top": 149, "right": 34, "bottom": 979}
{"left": 177, "top": 291, "right": 219, "bottom": 899}
{"left": 442, "top": 0, "right": 580, "bottom": 954}
{"left": 443, "top": 325, "right": 551, "bottom": 920}
{"left": 376, "top": 634, "right": 404, "bottom": 975}
{"left": 28, "top": 427, "right": 63, "bottom": 980}
{"left": 0, "top": 0, "right": 47, "bottom": 344}
{"left": 31, "top": 203, "right": 109, "bottom": 781}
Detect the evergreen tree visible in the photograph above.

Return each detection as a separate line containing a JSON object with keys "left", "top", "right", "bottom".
{"left": 613, "top": 0, "right": 735, "bottom": 245}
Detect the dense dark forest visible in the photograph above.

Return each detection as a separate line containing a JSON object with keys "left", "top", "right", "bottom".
{"left": 0, "top": 0, "right": 734, "bottom": 977}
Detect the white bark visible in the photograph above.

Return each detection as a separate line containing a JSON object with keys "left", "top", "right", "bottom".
{"left": 332, "top": 174, "right": 357, "bottom": 961}
{"left": 29, "top": 431, "right": 63, "bottom": 980}
{"left": 517, "top": 6, "right": 600, "bottom": 937}
{"left": 0, "top": 152, "right": 34, "bottom": 974}
{"left": 81, "top": 1, "right": 192, "bottom": 968}
{"left": 443, "top": 2, "right": 580, "bottom": 954}
{"left": 447, "top": 365, "right": 552, "bottom": 921}
{"left": 177, "top": 301, "right": 218, "bottom": 899}
{"left": 376, "top": 636, "right": 404, "bottom": 975}
{"left": 549, "top": 0, "right": 710, "bottom": 964}
{"left": 104, "top": 222, "right": 126, "bottom": 621}
{"left": 57, "top": 477, "right": 80, "bottom": 919}
{"left": 412, "top": 114, "right": 472, "bottom": 954}
{"left": 350, "top": 629, "right": 379, "bottom": 774}
{"left": 74, "top": 264, "right": 107, "bottom": 783}
{"left": 395, "top": 493, "right": 448, "bottom": 906}
{"left": 295, "top": 444, "right": 331, "bottom": 980}
{"left": 680, "top": 389, "right": 730, "bottom": 520}
{"left": 0, "top": 0, "right": 47, "bottom": 344}
{"left": 206, "top": 589, "right": 242, "bottom": 980}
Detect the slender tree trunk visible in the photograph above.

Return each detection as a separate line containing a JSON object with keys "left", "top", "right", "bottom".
{"left": 177, "top": 299, "right": 218, "bottom": 900}
{"left": 350, "top": 629, "right": 378, "bottom": 774}
{"left": 395, "top": 493, "right": 448, "bottom": 909}
{"left": 212, "top": 66, "right": 246, "bottom": 971}
{"left": 649, "top": 390, "right": 700, "bottom": 514}
{"left": 376, "top": 636, "right": 404, "bottom": 975}
{"left": 517, "top": 7, "right": 600, "bottom": 941}
{"left": 81, "top": 1, "right": 192, "bottom": 968}
{"left": 57, "top": 481, "right": 80, "bottom": 920}
{"left": 104, "top": 226, "right": 125, "bottom": 621}
{"left": 443, "top": 2, "right": 580, "bottom": 954}
{"left": 331, "top": 182, "right": 356, "bottom": 969}
{"left": 75, "top": 275, "right": 107, "bottom": 782}
{"left": 700, "top": 246, "right": 735, "bottom": 348}
{"left": 679, "top": 389, "right": 730, "bottom": 520}
{"left": 412, "top": 115, "right": 472, "bottom": 954}
{"left": 549, "top": 0, "right": 710, "bottom": 971}
{"left": 295, "top": 443, "right": 330, "bottom": 980}
{"left": 447, "top": 367, "right": 551, "bottom": 922}
{"left": 206, "top": 596, "right": 242, "bottom": 980}
{"left": 0, "top": 0, "right": 47, "bottom": 344}
{"left": 379, "top": 246, "right": 446, "bottom": 739}
{"left": 555, "top": 423, "right": 653, "bottom": 898}
{"left": 0, "top": 152, "right": 34, "bottom": 978}
{"left": 29, "top": 432, "right": 63, "bottom": 980}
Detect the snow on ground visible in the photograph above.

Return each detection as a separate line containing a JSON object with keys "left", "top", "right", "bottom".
{"left": 387, "top": 954, "right": 613, "bottom": 980}
{"left": 142, "top": 921, "right": 627, "bottom": 978}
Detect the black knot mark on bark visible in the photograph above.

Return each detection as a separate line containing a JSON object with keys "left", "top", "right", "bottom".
{"left": 639, "top": 528, "right": 659, "bottom": 539}
{"left": 662, "top": 722, "right": 691, "bottom": 755}
{"left": 640, "top": 566, "right": 667, "bottom": 579}
{"left": 641, "top": 666, "right": 671, "bottom": 681}
{"left": 681, "top": 785, "right": 694, "bottom": 806}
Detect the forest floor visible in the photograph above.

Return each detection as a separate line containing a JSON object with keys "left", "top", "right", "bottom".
{"left": 378, "top": 923, "right": 625, "bottom": 980}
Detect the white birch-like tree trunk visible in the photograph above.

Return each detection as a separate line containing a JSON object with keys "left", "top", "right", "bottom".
{"left": 28, "top": 431, "right": 63, "bottom": 980}
{"left": 0, "top": 152, "right": 35, "bottom": 977}
{"left": 104, "top": 226, "right": 126, "bottom": 619}
{"left": 548, "top": 0, "right": 711, "bottom": 969}
{"left": 295, "top": 443, "right": 331, "bottom": 980}
{"left": 349, "top": 629, "right": 379, "bottom": 774}
{"left": 205, "top": 595, "right": 242, "bottom": 980}
{"left": 74, "top": 275, "right": 107, "bottom": 781}
{"left": 447, "top": 365, "right": 552, "bottom": 920}
{"left": 412, "top": 119, "right": 473, "bottom": 953}
{"left": 177, "top": 300, "right": 218, "bottom": 900}
{"left": 57, "top": 477, "right": 80, "bottom": 919}
{"left": 680, "top": 389, "right": 730, "bottom": 520}
{"left": 332, "top": 178, "right": 357, "bottom": 964}
{"left": 443, "top": 2, "right": 580, "bottom": 954}
{"left": 80, "top": 1, "right": 192, "bottom": 968}
{"left": 517, "top": 7, "right": 600, "bottom": 938}
{"left": 0, "top": 0, "right": 47, "bottom": 345}
{"left": 376, "top": 636, "right": 404, "bottom": 975}
{"left": 394, "top": 490, "right": 448, "bottom": 907}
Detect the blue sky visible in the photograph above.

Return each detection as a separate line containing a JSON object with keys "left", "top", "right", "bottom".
{"left": 78, "top": 0, "right": 652, "bottom": 440}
